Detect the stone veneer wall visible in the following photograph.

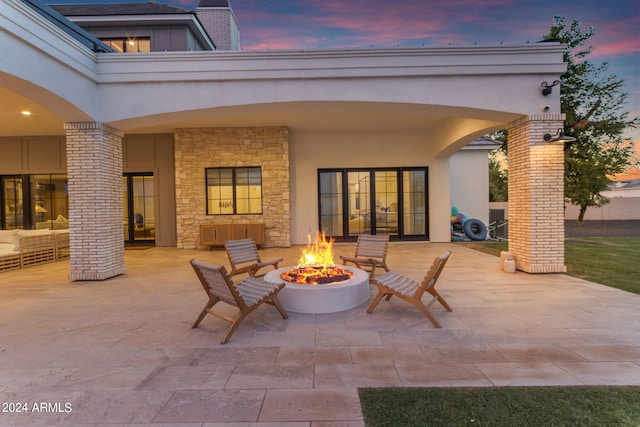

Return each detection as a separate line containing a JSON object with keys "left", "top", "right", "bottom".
{"left": 174, "top": 127, "right": 291, "bottom": 248}
{"left": 65, "top": 122, "right": 126, "bottom": 280}
{"left": 506, "top": 114, "right": 567, "bottom": 273}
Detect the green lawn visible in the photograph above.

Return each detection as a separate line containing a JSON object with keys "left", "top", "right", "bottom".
{"left": 359, "top": 386, "right": 640, "bottom": 427}
{"left": 459, "top": 237, "right": 640, "bottom": 295}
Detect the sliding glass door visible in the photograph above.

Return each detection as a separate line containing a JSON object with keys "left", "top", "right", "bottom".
{"left": 319, "top": 168, "right": 428, "bottom": 241}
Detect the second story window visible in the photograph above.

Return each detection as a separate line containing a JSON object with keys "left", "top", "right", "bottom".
{"left": 101, "top": 38, "right": 151, "bottom": 53}
{"left": 206, "top": 167, "right": 262, "bottom": 215}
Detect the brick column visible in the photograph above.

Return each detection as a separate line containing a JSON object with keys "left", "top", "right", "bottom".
{"left": 65, "top": 122, "right": 126, "bottom": 281}
{"left": 506, "top": 114, "right": 567, "bottom": 273}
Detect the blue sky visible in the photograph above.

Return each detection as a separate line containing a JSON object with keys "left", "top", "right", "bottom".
{"left": 46, "top": 0, "right": 640, "bottom": 143}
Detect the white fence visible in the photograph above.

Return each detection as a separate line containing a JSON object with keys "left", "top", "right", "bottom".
{"left": 490, "top": 197, "right": 640, "bottom": 221}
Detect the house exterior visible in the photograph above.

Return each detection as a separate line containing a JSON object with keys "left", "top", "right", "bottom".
{"left": 50, "top": 0, "right": 240, "bottom": 52}
{"left": 1, "top": 0, "right": 570, "bottom": 280}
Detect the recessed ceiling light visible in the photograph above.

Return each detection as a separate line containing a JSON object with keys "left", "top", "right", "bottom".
{"left": 21, "top": 110, "right": 32, "bottom": 116}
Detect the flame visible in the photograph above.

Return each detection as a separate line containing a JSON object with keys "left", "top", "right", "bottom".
{"left": 279, "top": 231, "right": 353, "bottom": 285}
{"left": 297, "top": 231, "right": 336, "bottom": 269}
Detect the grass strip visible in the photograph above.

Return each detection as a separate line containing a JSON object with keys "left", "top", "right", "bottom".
{"left": 459, "top": 238, "right": 640, "bottom": 295}
{"left": 359, "top": 386, "right": 640, "bottom": 427}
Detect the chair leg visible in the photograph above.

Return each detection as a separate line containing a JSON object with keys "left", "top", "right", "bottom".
{"left": 366, "top": 289, "right": 388, "bottom": 313}
{"left": 220, "top": 311, "right": 246, "bottom": 344}
{"left": 369, "top": 264, "right": 377, "bottom": 279}
{"left": 192, "top": 298, "right": 217, "bottom": 328}
{"left": 270, "top": 295, "right": 289, "bottom": 319}
{"left": 427, "top": 288, "right": 452, "bottom": 311}
{"left": 413, "top": 300, "right": 442, "bottom": 328}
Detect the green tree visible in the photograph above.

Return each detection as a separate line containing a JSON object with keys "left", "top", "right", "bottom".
{"left": 489, "top": 153, "right": 508, "bottom": 202}
{"left": 544, "top": 16, "right": 638, "bottom": 223}
{"left": 488, "top": 130, "right": 508, "bottom": 202}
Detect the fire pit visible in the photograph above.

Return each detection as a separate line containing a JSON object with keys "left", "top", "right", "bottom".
{"left": 264, "top": 232, "right": 369, "bottom": 313}
{"left": 265, "top": 266, "right": 369, "bottom": 314}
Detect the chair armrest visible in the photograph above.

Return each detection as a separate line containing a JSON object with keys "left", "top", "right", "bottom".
{"left": 340, "top": 255, "right": 373, "bottom": 266}
{"left": 257, "top": 257, "right": 283, "bottom": 269}
{"left": 229, "top": 263, "right": 258, "bottom": 277}
{"left": 252, "top": 258, "right": 283, "bottom": 276}
{"left": 340, "top": 255, "right": 359, "bottom": 265}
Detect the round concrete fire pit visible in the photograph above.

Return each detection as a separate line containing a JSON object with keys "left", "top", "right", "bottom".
{"left": 264, "top": 265, "right": 370, "bottom": 314}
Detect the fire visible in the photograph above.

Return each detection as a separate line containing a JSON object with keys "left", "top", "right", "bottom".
{"left": 298, "top": 231, "right": 336, "bottom": 268}
{"left": 280, "top": 231, "right": 353, "bottom": 285}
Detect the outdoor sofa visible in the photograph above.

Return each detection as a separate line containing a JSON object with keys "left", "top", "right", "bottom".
{"left": 0, "top": 228, "right": 70, "bottom": 272}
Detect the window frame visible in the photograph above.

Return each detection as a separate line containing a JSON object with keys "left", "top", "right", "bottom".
{"left": 205, "top": 167, "right": 263, "bottom": 215}
{"left": 100, "top": 37, "right": 151, "bottom": 53}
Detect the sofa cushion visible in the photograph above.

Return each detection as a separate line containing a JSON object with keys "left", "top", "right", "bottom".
{"left": 0, "top": 229, "right": 18, "bottom": 244}
{"left": 0, "top": 243, "right": 19, "bottom": 257}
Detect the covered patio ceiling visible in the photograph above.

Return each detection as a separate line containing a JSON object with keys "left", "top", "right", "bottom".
{"left": 0, "top": 87, "right": 514, "bottom": 137}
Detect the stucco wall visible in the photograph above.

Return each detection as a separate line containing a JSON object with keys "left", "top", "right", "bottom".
{"left": 289, "top": 128, "right": 452, "bottom": 244}
{"left": 174, "top": 127, "right": 290, "bottom": 248}
{"left": 449, "top": 149, "right": 490, "bottom": 226}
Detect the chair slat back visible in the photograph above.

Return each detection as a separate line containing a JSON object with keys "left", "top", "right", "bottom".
{"left": 355, "top": 235, "right": 389, "bottom": 259}
{"left": 190, "top": 259, "right": 238, "bottom": 306}
{"left": 225, "top": 238, "right": 260, "bottom": 266}
{"left": 418, "top": 250, "right": 451, "bottom": 296}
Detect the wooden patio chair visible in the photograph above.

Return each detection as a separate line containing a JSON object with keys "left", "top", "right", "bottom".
{"left": 340, "top": 234, "right": 390, "bottom": 278}
{"left": 224, "top": 238, "right": 283, "bottom": 278}
{"left": 190, "top": 259, "right": 288, "bottom": 344}
{"left": 366, "top": 250, "right": 452, "bottom": 328}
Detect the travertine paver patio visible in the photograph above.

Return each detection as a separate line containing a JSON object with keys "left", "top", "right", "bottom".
{"left": 1, "top": 242, "right": 639, "bottom": 426}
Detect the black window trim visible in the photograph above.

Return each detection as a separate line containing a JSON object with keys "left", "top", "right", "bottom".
{"left": 205, "top": 166, "right": 263, "bottom": 215}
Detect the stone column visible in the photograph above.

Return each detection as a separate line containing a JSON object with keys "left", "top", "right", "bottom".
{"left": 65, "top": 122, "right": 126, "bottom": 281}
{"left": 506, "top": 114, "right": 567, "bottom": 273}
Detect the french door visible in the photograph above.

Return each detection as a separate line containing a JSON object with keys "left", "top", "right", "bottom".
{"left": 318, "top": 168, "right": 428, "bottom": 241}
{"left": 123, "top": 173, "right": 155, "bottom": 244}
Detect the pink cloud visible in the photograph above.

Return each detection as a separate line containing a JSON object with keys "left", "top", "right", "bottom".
{"left": 232, "top": 0, "right": 640, "bottom": 58}
{"left": 594, "top": 39, "right": 640, "bottom": 57}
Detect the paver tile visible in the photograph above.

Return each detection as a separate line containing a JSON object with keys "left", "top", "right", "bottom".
{"left": 475, "top": 362, "right": 583, "bottom": 386}
{"left": 396, "top": 362, "right": 492, "bottom": 387}
{"left": 259, "top": 389, "right": 362, "bottom": 422}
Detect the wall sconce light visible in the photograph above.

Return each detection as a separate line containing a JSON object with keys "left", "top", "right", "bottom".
{"left": 543, "top": 128, "right": 576, "bottom": 143}
{"left": 540, "top": 80, "right": 560, "bottom": 96}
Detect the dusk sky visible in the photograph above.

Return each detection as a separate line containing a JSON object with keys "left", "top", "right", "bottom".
{"left": 47, "top": 0, "right": 640, "bottom": 145}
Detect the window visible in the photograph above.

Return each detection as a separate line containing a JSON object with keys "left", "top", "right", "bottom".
{"left": 206, "top": 167, "right": 262, "bottom": 215}
{"left": 101, "top": 38, "right": 151, "bottom": 53}
{"left": 1, "top": 174, "right": 69, "bottom": 230}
